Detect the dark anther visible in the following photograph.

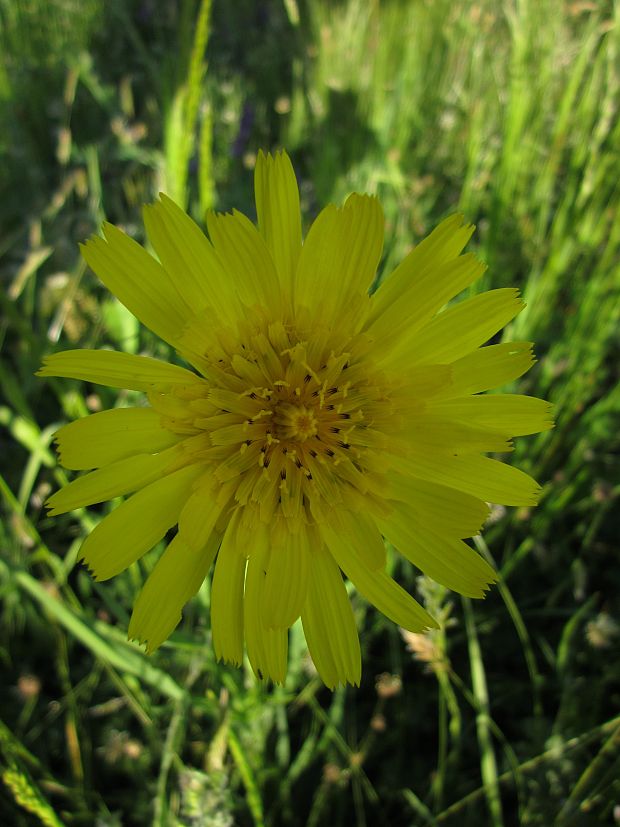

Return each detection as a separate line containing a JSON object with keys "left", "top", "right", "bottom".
{"left": 312, "top": 390, "right": 319, "bottom": 397}
{"left": 245, "top": 439, "right": 252, "bottom": 446}
{"left": 325, "top": 448, "right": 335, "bottom": 457}
{"left": 328, "top": 387, "right": 338, "bottom": 395}
{"left": 309, "top": 449, "right": 318, "bottom": 458}
{"left": 338, "top": 440, "right": 350, "bottom": 449}
{"left": 343, "top": 361, "right": 349, "bottom": 369}
{"left": 250, "top": 392, "right": 257, "bottom": 399}
{"left": 283, "top": 447, "right": 288, "bottom": 454}
{"left": 280, "top": 469, "right": 287, "bottom": 480}
{"left": 330, "top": 427, "right": 340, "bottom": 433}
{"left": 307, "top": 473, "right": 313, "bottom": 480}
{"left": 326, "top": 404, "right": 335, "bottom": 411}
{"left": 295, "top": 458, "right": 303, "bottom": 468}
{"left": 341, "top": 412, "right": 351, "bottom": 419}
{"left": 304, "top": 374, "right": 312, "bottom": 383}
{"left": 264, "top": 458, "right": 271, "bottom": 467}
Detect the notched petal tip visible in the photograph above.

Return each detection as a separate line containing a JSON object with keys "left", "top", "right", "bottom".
{"left": 437, "top": 211, "right": 473, "bottom": 236}
{"left": 101, "top": 221, "right": 125, "bottom": 242}
{"left": 256, "top": 147, "right": 291, "bottom": 166}
{"left": 35, "top": 355, "right": 60, "bottom": 377}
{"left": 153, "top": 192, "right": 186, "bottom": 217}
{"left": 253, "top": 670, "right": 286, "bottom": 687}
{"left": 78, "top": 236, "right": 99, "bottom": 253}
{"left": 323, "top": 672, "right": 362, "bottom": 691}
{"left": 343, "top": 191, "right": 379, "bottom": 206}
{"left": 248, "top": 664, "right": 286, "bottom": 686}
{"left": 156, "top": 191, "right": 173, "bottom": 206}
{"left": 542, "top": 401, "right": 556, "bottom": 429}
{"left": 44, "top": 493, "right": 63, "bottom": 517}
{"left": 469, "top": 505, "right": 492, "bottom": 538}
{"left": 77, "top": 555, "right": 102, "bottom": 582}
{"left": 530, "top": 483, "right": 543, "bottom": 505}
{"left": 78, "top": 237, "right": 104, "bottom": 272}
{"left": 127, "top": 631, "right": 159, "bottom": 656}
{"left": 256, "top": 147, "right": 272, "bottom": 167}
{"left": 216, "top": 652, "right": 243, "bottom": 669}
{"left": 470, "top": 564, "right": 500, "bottom": 599}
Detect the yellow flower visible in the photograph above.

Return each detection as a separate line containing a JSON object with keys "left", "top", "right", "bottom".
{"left": 39, "top": 151, "right": 552, "bottom": 688}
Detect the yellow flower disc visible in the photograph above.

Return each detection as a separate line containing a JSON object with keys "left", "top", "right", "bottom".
{"left": 39, "top": 150, "right": 553, "bottom": 688}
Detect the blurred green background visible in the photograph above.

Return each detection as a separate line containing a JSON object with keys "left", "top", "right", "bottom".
{"left": 1, "top": 0, "right": 619, "bottom": 825}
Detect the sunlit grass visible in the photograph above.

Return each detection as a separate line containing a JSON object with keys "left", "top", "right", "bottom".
{"left": 1, "top": 0, "right": 619, "bottom": 824}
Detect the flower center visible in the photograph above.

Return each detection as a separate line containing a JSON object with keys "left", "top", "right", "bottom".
{"left": 162, "top": 309, "right": 399, "bottom": 524}
{"left": 273, "top": 402, "right": 319, "bottom": 442}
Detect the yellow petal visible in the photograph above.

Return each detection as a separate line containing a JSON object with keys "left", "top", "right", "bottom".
{"left": 301, "top": 544, "right": 361, "bottom": 689}
{"left": 434, "top": 342, "right": 535, "bottom": 398}
{"left": 81, "top": 224, "right": 189, "bottom": 346}
{"left": 177, "top": 475, "right": 228, "bottom": 550}
{"left": 206, "top": 209, "right": 282, "bottom": 312}
{"left": 428, "top": 394, "right": 554, "bottom": 437}
{"left": 54, "top": 407, "right": 179, "bottom": 470}
{"left": 262, "top": 524, "right": 311, "bottom": 629}
{"left": 383, "top": 288, "right": 525, "bottom": 369}
{"left": 403, "top": 414, "right": 513, "bottom": 454}
{"left": 79, "top": 463, "right": 202, "bottom": 580}
{"left": 368, "top": 252, "right": 485, "bottom": 351}
{"left": 46, "top": 447, "right": 182, "bottom": 515}
{"left": 322, "top": 508, "right": 386, "bottom": 570}
{"left": 244, "top": 531, "right": 288, "bottom": 683}
{"left": 254, "top": 150, "right": 302, "bottom": 297}
{"left": 128, "top": 532, "right": 220, "bottom": 653}
{"left": 378, "top": 513, "right": 497, "bottom": 598}
{"left": 368, "top": 214, "right": 475, "bottom": 324}
{"left": 386, "top": 476, "right": 489, "bottom": 538}
{"left": 210, "top": 509, "right": 245, "bottom": 666}
{"left": 319, "top": 524, "right": 438, "bottom": 632}
{"left": 38, "top": 350, "right": 202, "bottom": 392}
{"left": 143, "top": 195, "right": 242, "bottom": 325}
{"left": 400, "top": 364, "right": 453, "bottom": 399}
{"left": 394, "top": 452, "right": 542, "bottom": 506}
{"left": 294, "top": 193, "right": 383, "bottom": 321}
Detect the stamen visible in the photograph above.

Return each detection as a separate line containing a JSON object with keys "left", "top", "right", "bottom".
{"left": 176, "top": 312, "right": 377, "bottom": 529}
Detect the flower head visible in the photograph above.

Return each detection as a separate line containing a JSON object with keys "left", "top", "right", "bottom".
{"left": 39, "top": 151, "right": 552, "bottom": 688}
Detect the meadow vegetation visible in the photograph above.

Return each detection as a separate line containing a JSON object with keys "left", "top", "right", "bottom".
{"left": 1, "top": 0, "right": 619, "bottom": 824}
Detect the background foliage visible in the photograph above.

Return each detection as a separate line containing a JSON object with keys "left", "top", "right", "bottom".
{"left": 1, "top": 0, "right": 619, "bottom": 825}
